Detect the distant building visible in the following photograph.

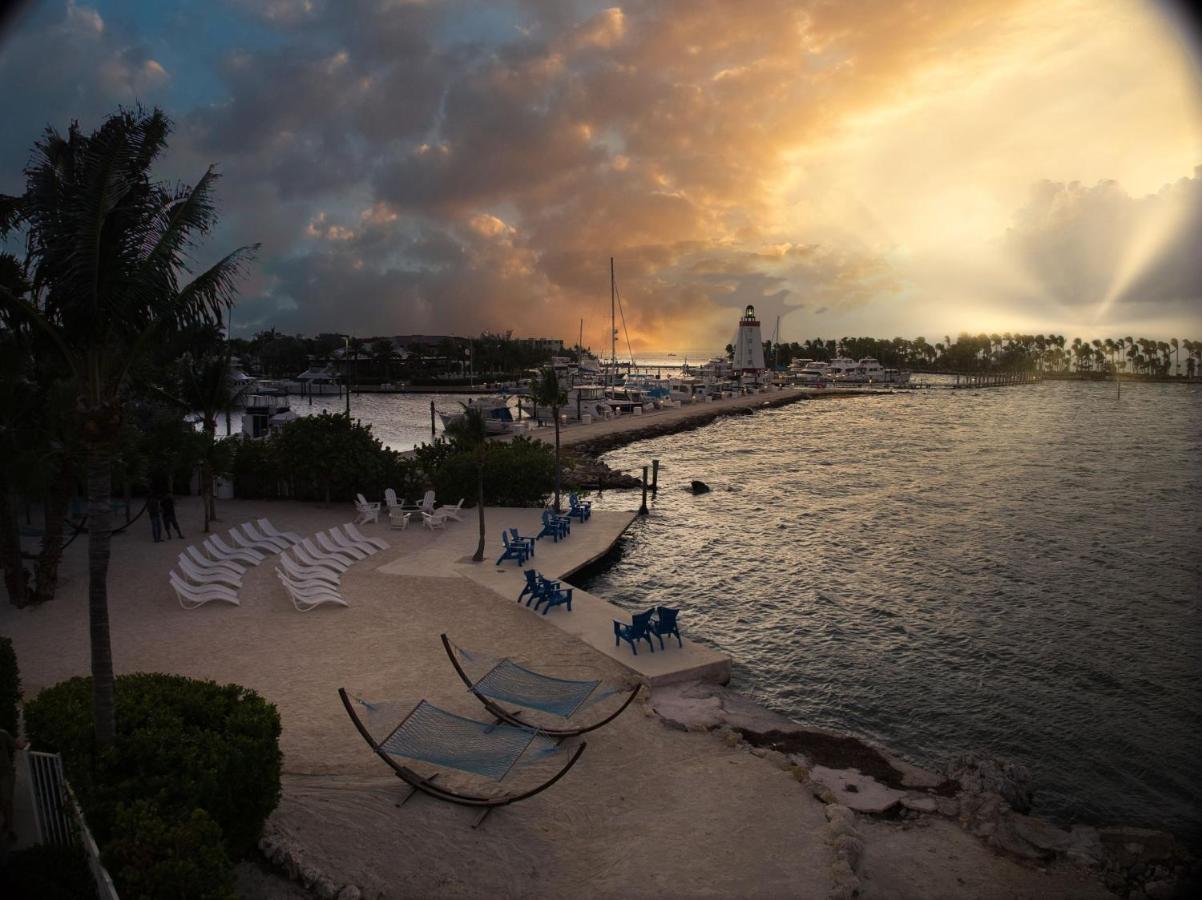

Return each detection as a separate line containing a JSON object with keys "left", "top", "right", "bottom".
{"left": 732, "top": 305, "right": 765, "bottom": 373}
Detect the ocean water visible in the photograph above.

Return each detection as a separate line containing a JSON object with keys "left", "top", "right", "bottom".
{"left": 575, "top": 380, "right": 1202, "bottom": 842}
{"left": 284, "top": 392, "right": 489, "bottom": 451}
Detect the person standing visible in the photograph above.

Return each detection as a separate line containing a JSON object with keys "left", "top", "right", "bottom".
{"left": 160, "top": 493, "right": 184, "bottom": 539}
{"left": 147, "top": 494, "right": 163, "bottom": 542}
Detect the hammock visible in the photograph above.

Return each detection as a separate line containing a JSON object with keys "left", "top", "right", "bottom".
{"left": 365, "top": 698, "right": 560, "bottom": 782}
{"left": 338, "top": 689, "right": 586, "bottom": 828}
{"left": 442, "top": 635, "right": 641, "bottom": 737}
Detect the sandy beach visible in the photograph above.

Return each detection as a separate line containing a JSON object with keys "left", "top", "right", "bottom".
{"left": 1, "top": 495, "right": 1114, "bottom": 899}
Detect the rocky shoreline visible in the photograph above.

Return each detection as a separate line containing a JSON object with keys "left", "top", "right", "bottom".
{"left": 652, "top": 681, "right": 1199, "bottom": 899}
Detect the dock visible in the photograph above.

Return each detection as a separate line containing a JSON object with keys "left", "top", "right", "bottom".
{"left": 377, "top": 507, "right": 732, "bottom": 686}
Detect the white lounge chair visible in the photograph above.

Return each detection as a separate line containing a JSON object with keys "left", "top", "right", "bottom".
{"left": 279, "top": 553, "right": 341, "bottom": 587}
{"left": 329, "top": 524, "right": 376, "bottom": 556}
{"left": 230, "top": 527, "right": 282, "bottom": 556}
{"left": 169, "top": 572, "right": 240, "bottom": 609}
{"left": 317, "top": 531, "right": 368, "bottom": 560}
{"left": 185, "top": 545, "right": 245, "bottom": 578}
{"left": 388, "top": 508, "right": 411, "bottom": 531}
{"left": 241, "top": 521, "right": 293, "bottom": 552}
{"left": 177, "top": 555, "right": 242, "bottom": 589}
{"left": 275, "top": 570, "right": 348, "bottom": 611}
{"left": 436, "top": 499, "right": 465, "bottom": 522}
{"left": 204, "top": 535, "right": 263, "bottom": 565}
{"left": 355, "top": 493, "right": 381, "bottom": 524}
{"left": 421, "top": 511, "right": 447, "bottom": 531}
{"left": 343, "top": 523, "right": 389, "bottom": 552}
{"left": 300, "top": 537, "right": 355, "bottom": 568}
{"left": 257, "top": 518, "right": 302, "bottom": 545}
{"left": 295, "top": 542, "right": 350, "bottom": 574}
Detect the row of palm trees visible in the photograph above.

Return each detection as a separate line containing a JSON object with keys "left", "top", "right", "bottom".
{"left": 770, "top": 333, "right": 1201, "bottom": 377}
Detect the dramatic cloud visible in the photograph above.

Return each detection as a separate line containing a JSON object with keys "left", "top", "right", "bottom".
{"left": 1, "top": 0, "right": 1200, "bottom": 348}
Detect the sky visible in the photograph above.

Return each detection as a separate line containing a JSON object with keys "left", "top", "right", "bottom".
{"left": 1, "top": 0, "right": 1200, "bottom": 352}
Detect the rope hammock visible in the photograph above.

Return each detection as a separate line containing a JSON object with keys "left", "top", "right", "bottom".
{"left": 451, "top": 642, "right": 624, "bottom": 719}
{"left": 356, "top": 697, "right": 561, "bottom": 782}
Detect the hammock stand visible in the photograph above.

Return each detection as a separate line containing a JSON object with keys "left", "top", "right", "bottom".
{"left": 337, "top": 688, "right": 586, "bottom": 828}
{"left": 440, "top": 634, "right": 641, "bottom": 737}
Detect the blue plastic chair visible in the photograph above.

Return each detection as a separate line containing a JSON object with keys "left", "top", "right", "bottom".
{"left": 568, "top": 494, "right": 591, "bottom": 522}
{"left": 536, "top": 511, "right": 563, "bottom": 542}
{"left": 517, "top": 569, "right": 562, "bottom": 606}
{"left": 508, "top": 527, "right": 536, "bottom": 557}
{"left": 534, "top": 584, "right": 573, "bottom": 614}
{"left": 614, "top": 609, "right": 656, "bottom": 655}
{"left": 496, "top": 531, "right": 530, "bottom": 566}
{"left": 650, "top": 606, "right": 682, "bottom": 650}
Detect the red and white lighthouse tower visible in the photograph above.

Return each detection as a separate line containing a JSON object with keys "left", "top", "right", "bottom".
{"left": 732, "top": 304, "right": 766, "bottom": 378}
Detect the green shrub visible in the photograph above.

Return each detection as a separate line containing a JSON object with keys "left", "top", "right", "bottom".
{"left": 102, "top": 801, "right": 236, "bottom": 900}
{"left": 228, "top": 434, "right": 281, "bottom": 499}
{"left": 0, "top": 635, "right": 18, "bottom": 734}
{"left": 25, "top": 672, "right": 282, "bottom": 859}
{"left": 0, "top": 842, "right": 95, "bottom": 900}
{"left": 423, "top": 436, "right": 555, "bottom": 508}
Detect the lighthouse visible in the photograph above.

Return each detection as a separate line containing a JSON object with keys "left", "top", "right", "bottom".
{"left": 732, "top": 304, "right": 765, "bottom": 377}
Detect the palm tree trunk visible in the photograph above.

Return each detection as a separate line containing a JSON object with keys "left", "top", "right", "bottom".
{"left": 32, "top": 457, "right": 73, "bottom": 604}
{"left": 86, "top": 444, "right": 117, "bottom": 746}
{"left": 473, "top": 458, "right": 485, "bottom": 562}
{"left": 0, "top": 476, "right": 28, "bottom": 608}
{"left": 553, "top": 405, "right": 562, "bottom": 513}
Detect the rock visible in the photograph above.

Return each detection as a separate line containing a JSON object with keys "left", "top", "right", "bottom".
{"left": 811, "top": 782, "right": 836, "bottom": 804}
{"left": 989, "top": 816, "right": 1052, "bottom": 860}
{"left": 1098, "top": 826, "right": 1179, "bottom": 867}
{"left": 935, "top": 797, "right": 959, "bottom": 817}
{"left": 901, "top": 795, "right": 938, "bottom": 814}
{"left": 790, "top": 764, "right": 810, "bottom": 783}
{"left": 336, "top": 887, "right": 362, "bottom": 900}
{"left": 1144, "top": 879, "right": 1177, "bottom": 900}
{"left": 1066, "top": 825, "right": 1105, "bottom": 866}
{"left": 811, "top": 766, "right": 903, "bottom": 814}
{"left": 1009, "top": 813, "right": 1074, "bottom": 854}
{"left": 824, "top": 805, "right": 858, "bottom": 831}
{"left": 832, "top": 834, "right": 865, "bottom": 871}
{"left": 946, "top": 751, "right": 1032, "bottom": 813}
{"left": 315, "top": 877, "right": 339, "bottom": 900}
{"left": 690, "top": 480, "right": 711, "bottom": 494}
{"left": 828, "top": 860, "right": 861, "bottom": 900}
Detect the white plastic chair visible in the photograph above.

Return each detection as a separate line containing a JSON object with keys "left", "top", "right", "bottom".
{"left": 275, "top": 569, "right": 348, "bottom": 611}
{"left": 295, "top": 542, "right": 349, "bottom": 574}
{"left": 418, "top": 490, "right": 436, "bottom": 515}
{"left": 177, "top": 555, "right": 242, "bottom": 589}
{"left": 301, "top": 537, "right": 355, "bottom": 568}
{"left": 436, "top": 499, "right": 465, "bottom": 522}
{"left": 169, "top": 572, "right": 240, "bottom": 609}
{"left": 240, "top": 521, "right": 292, "bottom": 552}
{"left": 329, "top": 525, "right": 376, "bottom": 556}
{"left": 205, "top": 535, "right": 263, "bottom": 565}
{"left": 343, "top": 523, "right": 389, "bottom": 552}
{"left": 389, "top": 509, "right": 411, "bottom": 531}
{"left": 258, "top": 518, "right": 302, "bottom": 544}
{"left": 421, "top": 511, "right": 447, "bottom": 531}
{"left": 384, "top": 488, "right": 402, "bottom": 510}
{"left": 355, "top": 493, "right": 381, "bottom": 524}
{"left": 317, "top": 531, "right": 367, "bottom": 560}
{"left": 186, "top": 545, "right": 245, "bottom": 578}
{"left": 279, "top": 552, "right": 341, "bottom": 587}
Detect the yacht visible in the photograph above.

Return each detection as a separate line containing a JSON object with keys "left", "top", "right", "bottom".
{"left": 827, "top": 357, "right": 911, "bottom": 384}
{"left": 439, "top": 395, "right": 515, "bottom": 435}
{"left": 794, "top": 360, "right": 830, "bottom": 383}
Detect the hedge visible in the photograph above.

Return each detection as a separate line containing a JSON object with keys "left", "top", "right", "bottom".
{"left": 419, "top": 436, "right": 556, "bottom": 508}
{"left": 24, "top": 673, "right": 282, "bottom": 860}
{"left": 102, "top": 801, "right": 237, "bottom": 900}
{"left": 0, "top": 635, "right": 18, "bottom": 735}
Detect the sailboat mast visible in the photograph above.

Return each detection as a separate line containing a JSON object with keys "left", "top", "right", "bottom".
{"left": 610, "top": 257, "right": 616, "bottom": 390}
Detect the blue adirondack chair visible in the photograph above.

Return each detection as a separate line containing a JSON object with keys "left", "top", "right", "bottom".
{"left": 508, "top": 528, "right": 536, "bottom": 557}
{"left": 614, "top": 609, "right": 656, "bottom": 655}
{"left": 650, "top": 606, "right": 682, "bottom": 650}
{"left": 496, "top": 531, "right": 530, "bottom": 566}
{"left": 536, "top": 510, "right": 563, "bottom": 542}
{"left": 569, "top": 493, "right": 591, "bottom": 522}
{"left": 533, "top": 584, "right": 573, "bottom": 614}
{"left": 517, "top": 569, "right": 562, "bottom": 606}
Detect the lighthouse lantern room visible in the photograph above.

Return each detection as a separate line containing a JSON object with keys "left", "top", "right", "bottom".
{"left": 732, "top": 304, "right": 766, "bottom": 376}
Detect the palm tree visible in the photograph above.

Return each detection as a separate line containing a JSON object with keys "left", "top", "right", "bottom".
{"left": 444, "top": 404, "right": 487, "bottom": 562}
{"left": 0, "top": 108, "right": 257, "bottom": 745}
{"left": 532, "top": 367, "right": 567, "bottom": 513}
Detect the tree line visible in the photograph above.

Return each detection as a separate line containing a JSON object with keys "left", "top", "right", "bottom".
{"left": 762, "top": 333, "right": 1202, "bottom": 377}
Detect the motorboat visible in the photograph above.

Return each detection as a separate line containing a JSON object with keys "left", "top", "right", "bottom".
{"left": 827, "top": 357, "right": 911, "bottom": 384}
{"left": 439, "top": 395, "right": 516, "bottom": 435}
